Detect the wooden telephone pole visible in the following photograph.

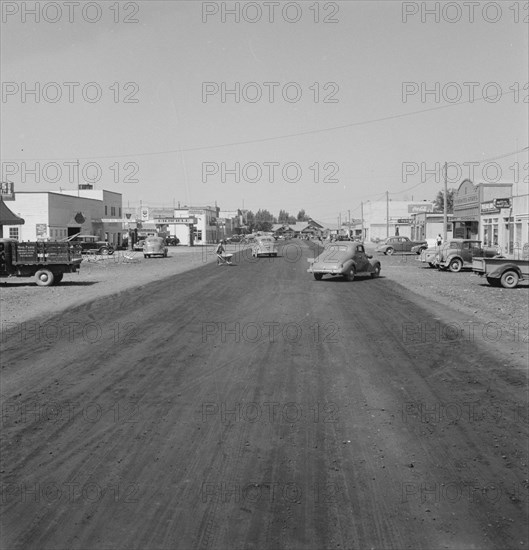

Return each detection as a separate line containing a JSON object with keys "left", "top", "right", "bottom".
{"left": 443, "top": 161, "right": 448, "bottom": 241}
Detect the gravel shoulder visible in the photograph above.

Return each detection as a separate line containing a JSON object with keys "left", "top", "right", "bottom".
{"left": 0, "top": 244, "right": 248, "bottom": 326}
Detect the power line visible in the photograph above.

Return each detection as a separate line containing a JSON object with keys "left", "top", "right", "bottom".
{"left": 3, "top": 90, "right": 519, "bottom": 161}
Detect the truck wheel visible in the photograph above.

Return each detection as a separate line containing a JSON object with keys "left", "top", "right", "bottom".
{"left": 486, "top": 277, "right": 501, "bottom": 287}
{"left": 54, "top": 273, "right": 63, "bottom": 284}
{"left": 500, "top": 270, "right": 519, "bottom": 289}
{"left": 314, "top": 273, "right": 323, "bottom": 281}
{"left": 35, "top": 269, "right": 55, "bottom": 286}
{"left": 428, "top": 262, "right": 436, "bottom": 268}
{"left": 385, "top": 247, "right": 394, "bottom": 255}
{"left": 449, "top": 258, "right": 463, "bottom": 272}
{"left": 370, "top": 265, "right": 381, "bottom": 278}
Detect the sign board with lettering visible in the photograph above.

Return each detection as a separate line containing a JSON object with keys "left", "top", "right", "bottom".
{"left": 481, "top": 201, "right": 499, "bottom": 214}
{"left": 408, "top": 204, "right": 433, "bottom": 213}
{"left": 154, "top": 217, "right": 197, "bottom": 224}
{"left": 493, "top": 198, "right": 511, "bottom": 209}
{"left": 0, "top": 181, "right": 14, "bottom": 200}
{"left": 36, "top": 223, "right": 47, "bottom": 237}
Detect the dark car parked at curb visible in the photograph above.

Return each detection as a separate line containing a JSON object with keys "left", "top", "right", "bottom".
{"left": 375, "top": 236, "right": 427, "bottom": 255}
{"left": 67, "top": 234, "right": 114, "bottom": 255}
{"left": 308, "top": 242, "right": 381, "bottom": 281}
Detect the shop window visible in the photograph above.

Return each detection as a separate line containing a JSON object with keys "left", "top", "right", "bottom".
{"left": 194, "top": 230, "right": 202, "bottom": 241}
{"left": 9, "top": 227, "right": 19, "bottom": 239}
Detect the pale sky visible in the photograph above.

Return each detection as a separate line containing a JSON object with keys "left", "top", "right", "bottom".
{"left": 1, "top": 1, "right": 527, "bottom": 223}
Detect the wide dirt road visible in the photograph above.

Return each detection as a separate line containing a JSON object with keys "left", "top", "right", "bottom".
{"left": 1, "top": 241, "right": 527, "bottom": 550}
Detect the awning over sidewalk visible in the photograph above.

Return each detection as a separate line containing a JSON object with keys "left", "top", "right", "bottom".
{"left": 0, "top": 198, "right": 25, "bottom": 225}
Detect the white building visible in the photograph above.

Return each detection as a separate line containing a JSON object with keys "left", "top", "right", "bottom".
{"left": 174, "top": 206, "right": 219, "bottom": 244}
{"left": 353, "top": 200, "right": 434, "bottom": 242}
{"left": 2, "top": 189, "right": 123, "bottom": 245}
{"left": 480, "top": 194, "right": 529, "bottom": 257}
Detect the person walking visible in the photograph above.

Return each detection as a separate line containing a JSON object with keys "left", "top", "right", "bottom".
{"left": 436, "top": 234, "right": 443, "bottom": 246}
{"left": 216, "top": 240, "right": 225, "bottom": 265}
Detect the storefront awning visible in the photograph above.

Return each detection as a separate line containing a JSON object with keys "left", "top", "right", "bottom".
{"left": 0, "top": 198, "right": 25, "bottom": 225}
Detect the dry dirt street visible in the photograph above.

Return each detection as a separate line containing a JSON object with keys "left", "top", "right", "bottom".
{"left": 1, "top": 240, "right": 528, "bottom": 550}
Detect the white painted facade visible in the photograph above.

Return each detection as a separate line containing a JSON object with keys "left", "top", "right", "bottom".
{"left": 3, "top": 190, "right": 123, "bottom": 244}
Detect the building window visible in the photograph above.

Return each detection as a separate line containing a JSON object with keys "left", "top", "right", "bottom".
{"left": 9, "top": 227, "right": 19, "bottom": 239}
{"left": 105, "top": 205, "right": 108, "bottom": 215}
{"left": 111, "top": 206, "right": 116, "bottom": 216}
{"left": 194, "top": 230, "right": 202, "bottom": 241}
{"left": 119, "top": 207, "right": 122, "bottom": 217}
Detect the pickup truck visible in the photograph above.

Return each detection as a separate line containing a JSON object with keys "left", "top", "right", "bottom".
{"left": 472, "top": 257, "right": 529, "bottom": 288}
{"left": 0, "top": 239, "right": 82, "bottom": 286}
{"left": 436, "top": 239, "right": 501, "bottom": 272}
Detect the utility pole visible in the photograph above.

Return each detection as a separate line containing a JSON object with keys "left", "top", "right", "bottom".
{"left": 386, "top": 191, "right": 389, "bottom": 237}
{"left": 443, "top": 161, "right": 448, "bottom": 241}
{"left": 360, "top": 201, "right": 364, "bottom": 241}
{"left": 348, "top": 209, "right": 350, "bottom": 236}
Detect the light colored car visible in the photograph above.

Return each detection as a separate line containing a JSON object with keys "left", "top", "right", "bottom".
{"left": 307, "top": 242, "right": 381, "bottom": 281}
{"left": 143, "top": 236, "right": 168, "bottom": 258}
{"left": 252, "top": 236, "right": 278, "bottom": 257}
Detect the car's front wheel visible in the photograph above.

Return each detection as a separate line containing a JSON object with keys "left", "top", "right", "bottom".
{"left": 385, "top": 247, "right": 394, "bottom": 255}
{"left": 99, "top": 247, "right": 109, "bottom": 255}
{"left": 314, "top": 273, "right": 323, "bottom": 281}
{"left": 370, "top": 265, "right": 381, "bottom": 278}
{"left": 449, "top": 258, "right": 463, "bottom": 272}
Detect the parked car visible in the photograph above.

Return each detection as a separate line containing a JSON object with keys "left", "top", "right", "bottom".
{"left": 67, "top": 234, "right": 114, "bottom": 255}
{"left": 166, "top": 236, "right": 180, "bottom": 246}
{"left": 251, "top": 236, "right": 278, "bottom": 257}
{"left": 417, "top": 247, "right": 441, "bottom": 267}
{"left": 411, "top": 238, "right": 437, "bottom": 254}
{"left": 472, "top": 257, "right": 529, "bottom": 288}
{"left": 375, "top": 236, "right": 427, "bottom": 255}
{"left": 133, "top": 239, "right": 145, "bottom": 251}
{"left": 436, "top": 239, "right": 501, "bottom": 272}
{"left": 307, "top": 242, "right": 381, "bottom": 281}
{"left": 143, "top": 236, "right": 168, "bottom": 258}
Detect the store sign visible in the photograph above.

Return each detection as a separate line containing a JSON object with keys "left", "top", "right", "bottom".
{"left": 481, "top": 201, "right": 499, "bottom": 214}
{"left": 0, "top": 181, "right": 14, "bottom": 200}
{"left": 493, "top": 198, "right": 511, "bottom": 209}
{"left": 36, "top": 223, "right": 47, "bottom": 236}
{"left": 397, "top": 218, "right": 412, "bottom": 224}
{"left": 408, "top": 204, "right": 433, "bottom": 213}
{"left": 154, "top": 217, "right": 197, "bottom": 224}
{"left": 454, "top": 193, "right": 478, "bottom": 206}
{"left": 141, "top": 208, "right": 149, "bottom": 221}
